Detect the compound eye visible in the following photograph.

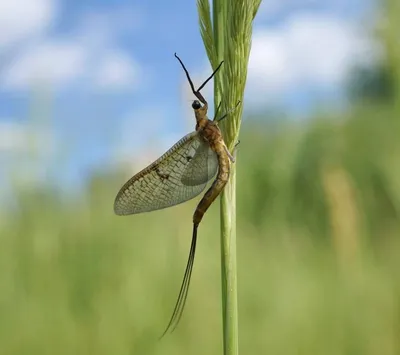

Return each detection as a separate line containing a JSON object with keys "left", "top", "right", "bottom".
{"left": 192, "top": 100, "right": 201, "bottom": 109}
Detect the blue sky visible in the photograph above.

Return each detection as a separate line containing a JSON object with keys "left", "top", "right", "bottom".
{"left": 0, "top": 0, "right": 378, "bottom": 196}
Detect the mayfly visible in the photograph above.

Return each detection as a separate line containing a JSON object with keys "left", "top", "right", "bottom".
{"left": 114, "top": 53, "right": 236, "bottom": 336}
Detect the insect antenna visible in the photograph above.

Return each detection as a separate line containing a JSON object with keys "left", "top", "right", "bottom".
{"left": 174, "top": 53, "right": 223, "bottom": 105}
{"left": 160, "top": 224, "right": 199, "bottom": 338}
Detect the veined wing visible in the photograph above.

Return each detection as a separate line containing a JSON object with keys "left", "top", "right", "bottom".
{"left": 181, "top": 139, "right": 218, "bottom": 186}
{"left": 114, "top": 131, "right": 218, "bottom": 215}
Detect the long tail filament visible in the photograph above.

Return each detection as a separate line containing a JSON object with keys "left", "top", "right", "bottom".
{"left": 160, "top": 223, "right": 199, "bottom": 338}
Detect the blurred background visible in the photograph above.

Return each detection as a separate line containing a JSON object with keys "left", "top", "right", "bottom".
{"left": 1, "top": 0, "right": 400, "bottom": 354}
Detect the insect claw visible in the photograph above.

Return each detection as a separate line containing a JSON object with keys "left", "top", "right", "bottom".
{"left": 215, "top": 101, "right": 241, "bottom": 123}
{"left": 229, "top": 140, "right": 241, "bottom": 162}
{"left": 223, "top": 145, "right": 235, "bottom": 163}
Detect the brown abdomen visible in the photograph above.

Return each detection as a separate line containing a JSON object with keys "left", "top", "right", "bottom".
{"left": 193, "top": 149, "right": 230, "bottom": 225}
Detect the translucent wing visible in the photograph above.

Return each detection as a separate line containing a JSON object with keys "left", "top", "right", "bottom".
{"left": 114, "top": 131, "right": 218, "bottom": 215}
{"left": 181, "top": 140, "right": 218, "bottom": 186}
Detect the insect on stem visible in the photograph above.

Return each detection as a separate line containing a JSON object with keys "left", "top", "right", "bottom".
{"left": 114, "top": 53, "right": 233, "bottom": 339}
{"left": 160, "top": 55, "right": 233, "bottom": 337}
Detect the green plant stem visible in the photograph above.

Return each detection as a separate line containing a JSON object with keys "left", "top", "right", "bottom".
{"left": 212, "top": 2, "right": 239, "bottom": 354}
{"left": 197, "top": 1, "right": 261, "bottom": 354}
{"left": 220, "top": 164, "right": 238, "bottom": 355}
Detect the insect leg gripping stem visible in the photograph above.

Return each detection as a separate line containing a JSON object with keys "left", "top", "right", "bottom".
{"left": 215, "top": 100, "right": 241, "bottom": 123}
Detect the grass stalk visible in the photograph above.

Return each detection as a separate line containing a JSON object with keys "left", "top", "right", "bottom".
{"left": 197, "top": 0, "right": 262, "bottom": 354}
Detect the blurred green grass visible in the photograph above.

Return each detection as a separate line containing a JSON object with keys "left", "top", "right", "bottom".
{"left": 1, "top": 104, "right": 400, "bottom": 354}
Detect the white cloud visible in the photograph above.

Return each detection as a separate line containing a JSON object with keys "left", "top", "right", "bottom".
{"left": 247, "top": 13, "right": 378, "bottom": 103}
{"left": 77, "top": 6, "right": 144, "bottom": 44}
{"left": 0, "top": 122, "right": 27, "bottom": 152}
{"left": 113, "top": 107, "right": 169, "bottom": 169}
{"left": 0, "top": 119, "right": 56, "bottom": 192}
{"left": 94, "top": 51, "right": 139, "bottom": 90}
{"left": 0, "top": 121, "right": 54, "bottom": 154}
{"left": 3, "top": 41, "right": 87, "bottom": 90}
{"left": 257, "top": 0, "right": 292, "bottom": 18}
{"left": 257, "top": 0, "right": 371, "bottom": 19}
{"left": 2, "top": 41, "right": 140, "bottom": 91}
{"left": 0, "top": 5, "right": 143, "bottom": 92}
{"left": 0, "top": 0, "right": 57, "bottom": 48}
